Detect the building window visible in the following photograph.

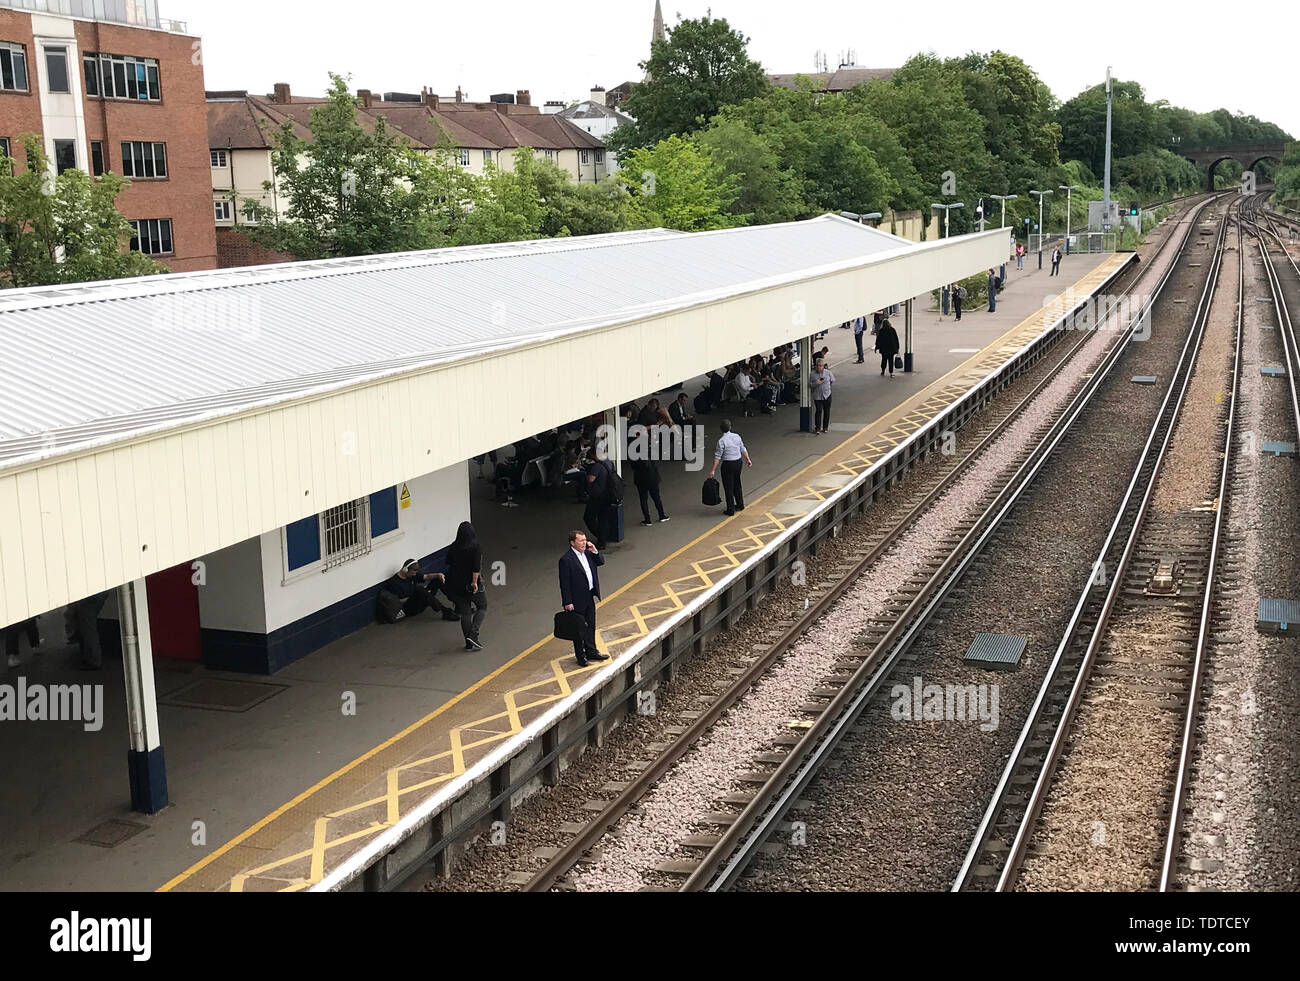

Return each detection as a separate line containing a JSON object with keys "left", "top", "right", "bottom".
{"left": 595, "top": 150, "right": 605, "bottom": 164}
{"left": 120, "top": 141, "right": 167, "bottom": 179}
{"left": 0, "top": 42, "right": 28, "bottom": 92}
{"left": 0, "top": 137, "right": 10, "bottom": 176}
{"left": 210, "top": 149, "right": 228, "bottom": 168}
{"left": 84, "top": 52, "right": 161, "bottom": 101}
{"left": 458, "top": 148, "right": 470, "bottom": 167}
{"left": 543, "top": 149, "right": 554, "bottom": 159}
{"left": 580, "top": 150, "right": 590, "bottom": 165}
{"left": 44, "top": 47, "right": 69, "bottom": 93}
{"left": 214, "top": 200, "right": 232, "bottom": 222}
{"left": 320, "top": 498, "right": 372, "bottom": 571}
{"left": 129, "top": 218, "right": 174, "bottom": 256}
{"left": 483, "top": 149, "right": 493, "bottom": 164}
{"left": 90, "top": 140, "right": 105, "bottom": 176}
{"left": 53, "top": 139, "right": 76, "bottom": 175}
{"left": 284, "top": 490, "right": 399, "bottom": 578}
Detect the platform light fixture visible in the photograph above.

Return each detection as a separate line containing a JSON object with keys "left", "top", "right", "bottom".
{"left": 1029, "top": 190, "right": 1052, "bottom": 268}
{"left": 1059, "top": 184, "right": 1080, "bottom": 255}
{"left": 931, "top": 202, "right": 964, "bottom": 239}
{"left": 991, "top": 194, "right": 1018, "bottom": 229}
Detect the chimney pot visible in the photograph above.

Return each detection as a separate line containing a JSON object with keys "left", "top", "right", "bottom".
{"left": 589, "top": 86, "right": 606, "bottom": 107}
{"left": 357, "top": 88, "right": 373, "bottom": 109}
{"left": 516, "top": 89, "right": 531, "bottom": 106}
{"left": 273, "top": 82, "right": 291, "bottom": 104}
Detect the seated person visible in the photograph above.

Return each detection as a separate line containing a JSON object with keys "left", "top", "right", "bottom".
{"left": 378, "top": 559, "right": 458, "bottom": 623}
{"left": 497, "top": 434, "right": 546, "bottom": 490}
{"left": 734, "top": 367, "right": 763, "bottom": 417}
{"left": 669, "top": 392, "right": 695, "bottom": 429}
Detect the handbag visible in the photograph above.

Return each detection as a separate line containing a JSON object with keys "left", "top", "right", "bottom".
{"left": 702, "top": 477, "right": 722, "bottom": 507}
{"left": 554, "top": 610, "right": 586, "bottom": 642}
{"left": 894, "top": 356, "right": 904, "bottom": 370}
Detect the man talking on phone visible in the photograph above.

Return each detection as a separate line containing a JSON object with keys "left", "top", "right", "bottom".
{"left": 558, "top": 531, "right": 610, "bottom": 667}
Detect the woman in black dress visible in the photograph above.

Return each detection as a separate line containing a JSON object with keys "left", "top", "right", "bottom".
{"left": 446, "top": 521, "right": 487, "bottom": 651}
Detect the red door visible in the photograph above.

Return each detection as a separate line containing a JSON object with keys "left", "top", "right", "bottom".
{"left": 146, "top": 563, "right": 202, "bottom": 662}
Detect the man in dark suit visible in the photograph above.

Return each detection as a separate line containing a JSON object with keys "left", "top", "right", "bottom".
{"left": 559, "top": 531, "right": 610, "bottom": 667}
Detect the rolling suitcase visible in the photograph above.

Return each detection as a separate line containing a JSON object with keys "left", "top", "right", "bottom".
{"left": 602, "top": 502, "right": 626, "bottom": 544}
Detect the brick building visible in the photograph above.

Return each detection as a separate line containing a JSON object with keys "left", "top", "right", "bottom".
{"left": 0, "top": 1, "right": 216, "bottom": 272}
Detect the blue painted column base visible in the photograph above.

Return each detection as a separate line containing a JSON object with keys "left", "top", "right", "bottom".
{"left": 905, "top": 353, "right": 914, "bottom": 373}
{"left": 800, "top": 406, "right": 812, "bottom": 433}
{"left": 128, "top": 746, "right": 168, "bottom": 814}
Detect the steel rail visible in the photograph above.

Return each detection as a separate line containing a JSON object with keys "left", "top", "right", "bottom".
{"left": 522, "top": 270, "right": 1128, "bottom": 893}
{"left": 681, "top": 197, "right": 1226, "bottom": 894}
{"left": 1157, "top": 214, "right": 1244, "bottom": 890}
{"left": 952, "top": 192, "right": 1229, "bottom": 890}
{"left": 990, "top": 197, "right": 1235, "bottom": 893}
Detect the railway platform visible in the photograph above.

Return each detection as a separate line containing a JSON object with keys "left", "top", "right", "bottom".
{"left": 0, "top": 251, "right": 1124, "bottom": 891}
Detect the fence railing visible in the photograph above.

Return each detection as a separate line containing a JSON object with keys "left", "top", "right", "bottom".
{"left": 0, "top": 0, "right": 185, "bottom": 31}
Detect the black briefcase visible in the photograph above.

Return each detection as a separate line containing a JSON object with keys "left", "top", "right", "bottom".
{"left": 554, "top": 610, "right": 585, "bottom": 642}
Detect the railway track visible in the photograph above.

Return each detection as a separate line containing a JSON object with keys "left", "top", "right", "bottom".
{"left": 954, "top": 194, "right": 1245, "bottom": 892}
{"left": 522, "top": 194, "right": 1223, "bottom": 893}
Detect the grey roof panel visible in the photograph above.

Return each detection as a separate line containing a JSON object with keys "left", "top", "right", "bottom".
{"left": 0, "top": 216, "right": 911, "bottom": 466}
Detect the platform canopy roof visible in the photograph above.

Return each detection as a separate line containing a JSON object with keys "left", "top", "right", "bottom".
{"left": 0, "top": 214, "right": 1010, "bottom": 627}
{"left": 0, "top": 215, "right": 915, "bottom": 468}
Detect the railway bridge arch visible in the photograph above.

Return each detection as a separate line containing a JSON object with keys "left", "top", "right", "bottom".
{"left": 1182, "top": 143, "right": 1287, "bottom": 191}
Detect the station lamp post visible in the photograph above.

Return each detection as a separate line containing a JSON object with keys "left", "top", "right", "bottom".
{"left": 840, "top": 210, "right": 884, "bottom": 226}
{"left": 931, "top": 202, "right": 964, "bottom": 239}
{"left": 975, "top": 199, "right": 986, "bottom": 233}
{"left": 1059, "top": 184, "right": 1080, "bottom": 255}
{"left": 991, "top": 194, "right": 1018, "bottom": 229}
{"left": 1029, "top": 190, "right": 1052, "bottom": 269}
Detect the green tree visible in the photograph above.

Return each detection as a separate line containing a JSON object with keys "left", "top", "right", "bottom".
{"left": 532, "top": 160, "right": 629, "bottom": 237}
{"left": 693, "top": 117, "right": 806, "bottom": 224}
{"left": 618, "top": 136, "right": 745, "bottom": 231}
{"left": 0, "top": 135, "right": 163, "bottom": 288}
{"left": 244, "top": 74, "right": 452, "bottom": 259}
{"left": 608, "top": 14, "right": 769, "bottom": 154}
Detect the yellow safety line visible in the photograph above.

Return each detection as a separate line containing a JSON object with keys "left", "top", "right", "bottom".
{"left": 164, "top": 259, "right": 1126, "bottom": 892}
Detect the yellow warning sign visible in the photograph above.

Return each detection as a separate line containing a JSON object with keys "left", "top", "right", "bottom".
{"left": 400, "top": 484, "right": 412, "bottom": 510}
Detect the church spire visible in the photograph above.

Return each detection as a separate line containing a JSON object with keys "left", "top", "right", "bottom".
{"left": 652, "top": 0, "right": 666, "bottom": 48}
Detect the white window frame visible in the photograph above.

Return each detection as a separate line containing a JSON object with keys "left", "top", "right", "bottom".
{"left": 543, "top": 149, "right": 555, "bottom": 160}
{"left": 458, "top": 148, "right": 470, "bottom": 167}
{"left": 43, "top": 45, "right": 69, "bottom": 94}
{"left": 120, "top": 140, "right": 167, "bottom": 179}
{"left": 129, "top": 217, "right": 174, "bottom": 256}
{"left": 279, "top": 495, "right": 404, "bottom": 585}
{"left": 0, "top": 41, "right": 29, "bottom": 93}
{"left": 84, "top": 51, "right": 161, "bottom": 102}
{"left": 210, "top": 149, "right": 228, "bottom": 168}
{"left": 214, "top": 199, "right": 232, "bottom": 222}
{"left": 595, "top": 150, "right": 605, "bottom": 164}
{"left": 483, "top": 149, "right": 493, "bottom": 164}
{"left": 580, "top": 150, "right": 590, "bottom": 165}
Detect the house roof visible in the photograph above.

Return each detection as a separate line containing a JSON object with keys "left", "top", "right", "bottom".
{"left": 209, "top": 93, "right": 606, "bottom": 153}
{"left": 0, "top": 216, "right": 914, "bottom": 466}
{"left": 557, "top": 101, "right": 634, "bottom": 126}
{"left": 769, "top": 67, "right": 897, "bottom": 92}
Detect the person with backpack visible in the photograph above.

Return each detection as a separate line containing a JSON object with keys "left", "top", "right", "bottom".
{"left": 583, "top": 454, "right": 618, "bottom": 549}
{"left": 953, "top": 283, "right": 966, "bottom": 321}
{"left": 445, "top": 522, "right": 488, "bottom": 651}
{"left": 633, "top": 457, "right": 670, "bottom": 527}
{"left": 1017, "top": 242, "right": 1026, "bottom": 270}
{"left": 987, "top": 270, "right": 998, "bottom": 313}
{"left": 874, "top": 319, "right": 900, "bottom": 378}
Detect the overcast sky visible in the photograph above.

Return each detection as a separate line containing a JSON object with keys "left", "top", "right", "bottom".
{"left": 175, "top": 0, "right": 1296, "bottom": 137}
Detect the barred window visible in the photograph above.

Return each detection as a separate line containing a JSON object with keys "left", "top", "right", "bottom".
{"left": 320, "top": 498, "right": 372, "bottom": 570}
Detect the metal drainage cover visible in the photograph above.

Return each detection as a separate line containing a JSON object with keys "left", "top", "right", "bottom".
{"left": 1260, "top": 441, "right": 1298, "bottom": 458}
{"left": 160, "top": 679, "right": 288, "bottom": 713}
{"left": 964, "top": 634, "right": 1027, "bottom": 671}
{"left": 1132, "top": 376, "right": 1158, "bottom": 385}
{"left": 77, "top": 819, "right": 148, "bottom": 849}
{"left": 1262, "top": 365, "right": 1287, "bottom": 377}
{"left": 1258, "top": 599, "right": 1300, "bottom": 633}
